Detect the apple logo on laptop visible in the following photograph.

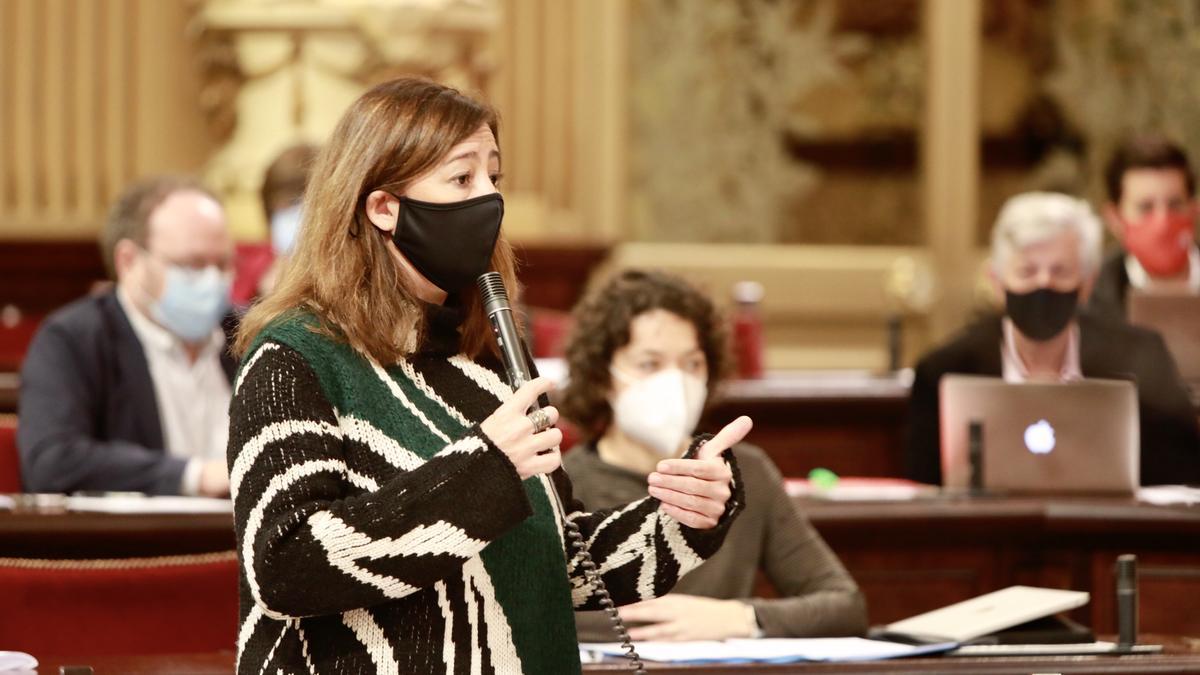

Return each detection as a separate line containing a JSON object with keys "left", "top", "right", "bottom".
{"left": 1024, "top": 419, "right": 1056, "bottom": 455}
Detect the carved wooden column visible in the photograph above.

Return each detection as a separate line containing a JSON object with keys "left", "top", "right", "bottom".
{"left": 922, "top": 0, "right": 982, "bottom": 340}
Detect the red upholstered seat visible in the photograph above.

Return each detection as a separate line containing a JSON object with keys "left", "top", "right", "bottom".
{"left": 0, "top": 417, "right": 19, "bottom": 493}
{"left": 0, "top": 551, "right": 239, "bottom": 656}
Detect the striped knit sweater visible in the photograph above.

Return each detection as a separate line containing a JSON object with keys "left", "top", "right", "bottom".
{"left": 227, "top": 306, "right": 743, "bottom": 674}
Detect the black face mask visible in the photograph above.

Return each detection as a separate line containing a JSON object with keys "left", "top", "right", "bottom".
{"left": 390, "top": 193, "right": 503, "bottom": 293}
{"left": 1005, "top": 287, "right": 1079, "bottom": 341}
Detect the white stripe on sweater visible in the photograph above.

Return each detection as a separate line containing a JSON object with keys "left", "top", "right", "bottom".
{"left": 448, "top": 356, "right": 514, "bottom": 402}
{"left": 565, "top": 498, "right": 647, "bottom": 574}
{"left": 236, "top": 604, "right": 263, "bottom": 672}
{"left": 369, "top": 359, "right": 451, "bottom": 442}
{"left": 343, "top": 609, "right": 398, "bottom": 675}
{"left": 242, "top": 459, "right": 363, "bottom": 617}
{"left": 229, "top": 420, "right": 344, "bottom": 492}
{"left": 398, "top": 359, "right": 472, "bottom": 427}
{"left": 310, "top": 513, "right": 488, "bottom": 562}
{"left": 253, "top": 619, "right": 287, "bottom": 675}
{"left": 234, "top": 342, "right": 281, "bottom": 395}
{"left": 659, "top": 513, "right": 705, "bottom": 574}
{"left": 338, "top": 414, "right": 426, "bottom": 470}
{"left": 463, "top": 557, "right": 523, "bottom": 673}
{"left": 434, "top": 434, "right": 489, "bottom": 457}
{"left": 296, "top": 620, "right": 319, "bottom": 675}
{"left": 461, "top": 563, "right": 484, "bottom": 675}
{"left": 537, "top": 474, "right": 566, "bottom": 550}
{"left": 435, "top": 581, "right": 456, "bottom": 674}
{"left": 636, "top": 521, "right": 659, "bottom": 600}
{"left": 569, "top": 516, "right": 659, "bottom": 606}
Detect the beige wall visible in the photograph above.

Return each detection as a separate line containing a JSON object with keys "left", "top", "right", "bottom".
{"left": 0, "top": 0, "right": 214, "bottom": 240}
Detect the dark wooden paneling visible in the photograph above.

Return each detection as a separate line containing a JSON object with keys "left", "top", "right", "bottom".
{"left": 1090, "top": 551, "right": 1200, "bottom": 637}
{"left": 806, "top": 498, "right": 1200, "bottom": 637}
{"left": 703, "top": 378, "right": 910, "bottom": 478}
{"left": 839, "top": 548, "right": 997, "bottom": 624}
{"left": 0, "top": 506, "right": 234, "bottom": 559}
{"left": 513, "top": 241, "right": 610, "bottom": 312}
{"left": 0, "top": 240, "right": 107, "bottom": 315}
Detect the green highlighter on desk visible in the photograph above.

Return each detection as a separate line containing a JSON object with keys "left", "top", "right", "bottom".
{"left": 795, "top": 468, "right": 935, "bottom": 501}
{"left": 808, "top": 468, "right": 839, "bottom": 491}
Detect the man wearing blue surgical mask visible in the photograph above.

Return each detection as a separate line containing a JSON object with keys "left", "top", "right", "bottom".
{"left": 18, "top": 176, "right": 237, "bottom": 496}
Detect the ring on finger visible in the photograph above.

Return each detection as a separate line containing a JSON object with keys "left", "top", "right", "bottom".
{"left": 527, "top": 408, "right": 553, "bottom": 434}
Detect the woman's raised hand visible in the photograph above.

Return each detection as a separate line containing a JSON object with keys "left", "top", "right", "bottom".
{"left": 480, "top": 377, "right": 564, "bottom": 480}
{"left": 647, "top": 416, "right": 752, "bottom": 529}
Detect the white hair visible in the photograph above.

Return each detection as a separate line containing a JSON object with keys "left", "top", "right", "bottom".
{"left": 989, "top": 192, "right": 1103, "bottom": 275}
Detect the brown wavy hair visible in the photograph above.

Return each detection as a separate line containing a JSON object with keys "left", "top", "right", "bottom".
{"left": 560, "top": 269, "right": 728, "bottom": 440}
{"left": 235, "top": 78, "right": 521, "bottom": 362}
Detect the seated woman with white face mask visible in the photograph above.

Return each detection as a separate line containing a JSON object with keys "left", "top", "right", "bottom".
{"left": 560, "top": 270, "right": 868, "bottom": 642}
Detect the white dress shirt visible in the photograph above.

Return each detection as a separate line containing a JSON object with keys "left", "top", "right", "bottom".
{"left": 117, "top": 286, "right": 231, "bottom": 495}
{"left": 1125, "top": 243, "right": 1200, "bottom": 293}
{"left": 1000, "top": 318, "right": 1083, "bottom": 384}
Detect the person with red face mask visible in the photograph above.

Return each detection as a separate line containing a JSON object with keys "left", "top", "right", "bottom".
{"left": 1088, "top": 135, "right": 1200, "bottom": 321}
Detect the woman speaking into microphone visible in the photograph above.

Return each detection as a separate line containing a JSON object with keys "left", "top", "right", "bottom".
{"left": 228, "top": 78, "right": 749, "bottom": 674}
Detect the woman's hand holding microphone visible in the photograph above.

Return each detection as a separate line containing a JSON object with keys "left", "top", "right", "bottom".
{"left": 481, "top": 377, "right": 563, "bottom": 480}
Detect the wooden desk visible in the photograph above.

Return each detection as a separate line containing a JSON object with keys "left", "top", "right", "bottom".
{"left": 26, "top": 636, "right": 1200, "bottom": 674}
{"left": 0, "top": 500, "right": 234, "bottom": 558}
{"left": 5, "top": 497, "right": 1196, "bottom": 640}
{"left": 800, "top": 496, "right": 1200, "bottom": 637}
{"left": 703, "top": 372, "right": 911, "bottom": 478}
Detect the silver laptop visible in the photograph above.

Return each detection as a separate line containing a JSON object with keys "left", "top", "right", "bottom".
{"left": 1128, "top": 290, "right": 1200, "bottom": 384}
{"left": 885, "top": 586, "right": 1090, "bottom": 643}
{"left": 940, "top": 375, "right": 1139, "bottom": 494}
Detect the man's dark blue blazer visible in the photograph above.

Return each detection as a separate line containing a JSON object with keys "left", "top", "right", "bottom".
{"left": 17, "top": 289, "right": 236, "bottom": 494}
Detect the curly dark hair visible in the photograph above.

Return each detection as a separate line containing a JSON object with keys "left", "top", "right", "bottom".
{"left": 560, "top": 269, "right": 728, "bottom": 440}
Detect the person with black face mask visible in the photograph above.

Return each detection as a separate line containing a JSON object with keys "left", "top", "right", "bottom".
{"left": 904, "top": 192, "right": 1199, "bottom": 487}
{"left": 227, "top": 78, "right": 747, "bottom": 675}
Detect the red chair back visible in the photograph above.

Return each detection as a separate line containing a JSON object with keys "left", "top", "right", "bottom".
{"left": 0, "top": 417, "right": 20, "bottom": 493}
{"left": 0, "top": 551, "right": 239, "bottom": 656}
{"left": 529, "top": 309, "right": 574, "bottom": 358}
{"left": 0, "top": 312, "right": 41, "bottom": 371}
{"left": 231, "top": 243, "right": 274, "bottom": 308}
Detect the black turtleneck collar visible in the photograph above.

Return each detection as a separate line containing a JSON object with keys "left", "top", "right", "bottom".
{"left": 418, "top": 298, "right": 466, "bottom": 355}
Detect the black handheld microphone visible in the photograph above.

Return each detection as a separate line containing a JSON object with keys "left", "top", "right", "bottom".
{"left": 476, "top": 272, "right": 542, "bottom": 410}
{"left": 475, "top": 271, "right": 646, "bottom": 674}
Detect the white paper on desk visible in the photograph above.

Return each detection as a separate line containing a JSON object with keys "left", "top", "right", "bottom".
{"left": 580, "top": 638, "right": 956, "bottom": 664}
{"left": 66, "top": 495, "right": 233, "bottom": 514}
{"left": 1138, "top": 485, "right": 1200, "bottom": 506}
{"left": 0, "top": 651, "right": 38, "bottom": 671}
{"left": 0, "top": 495, "right": 14, "bottom": 510}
